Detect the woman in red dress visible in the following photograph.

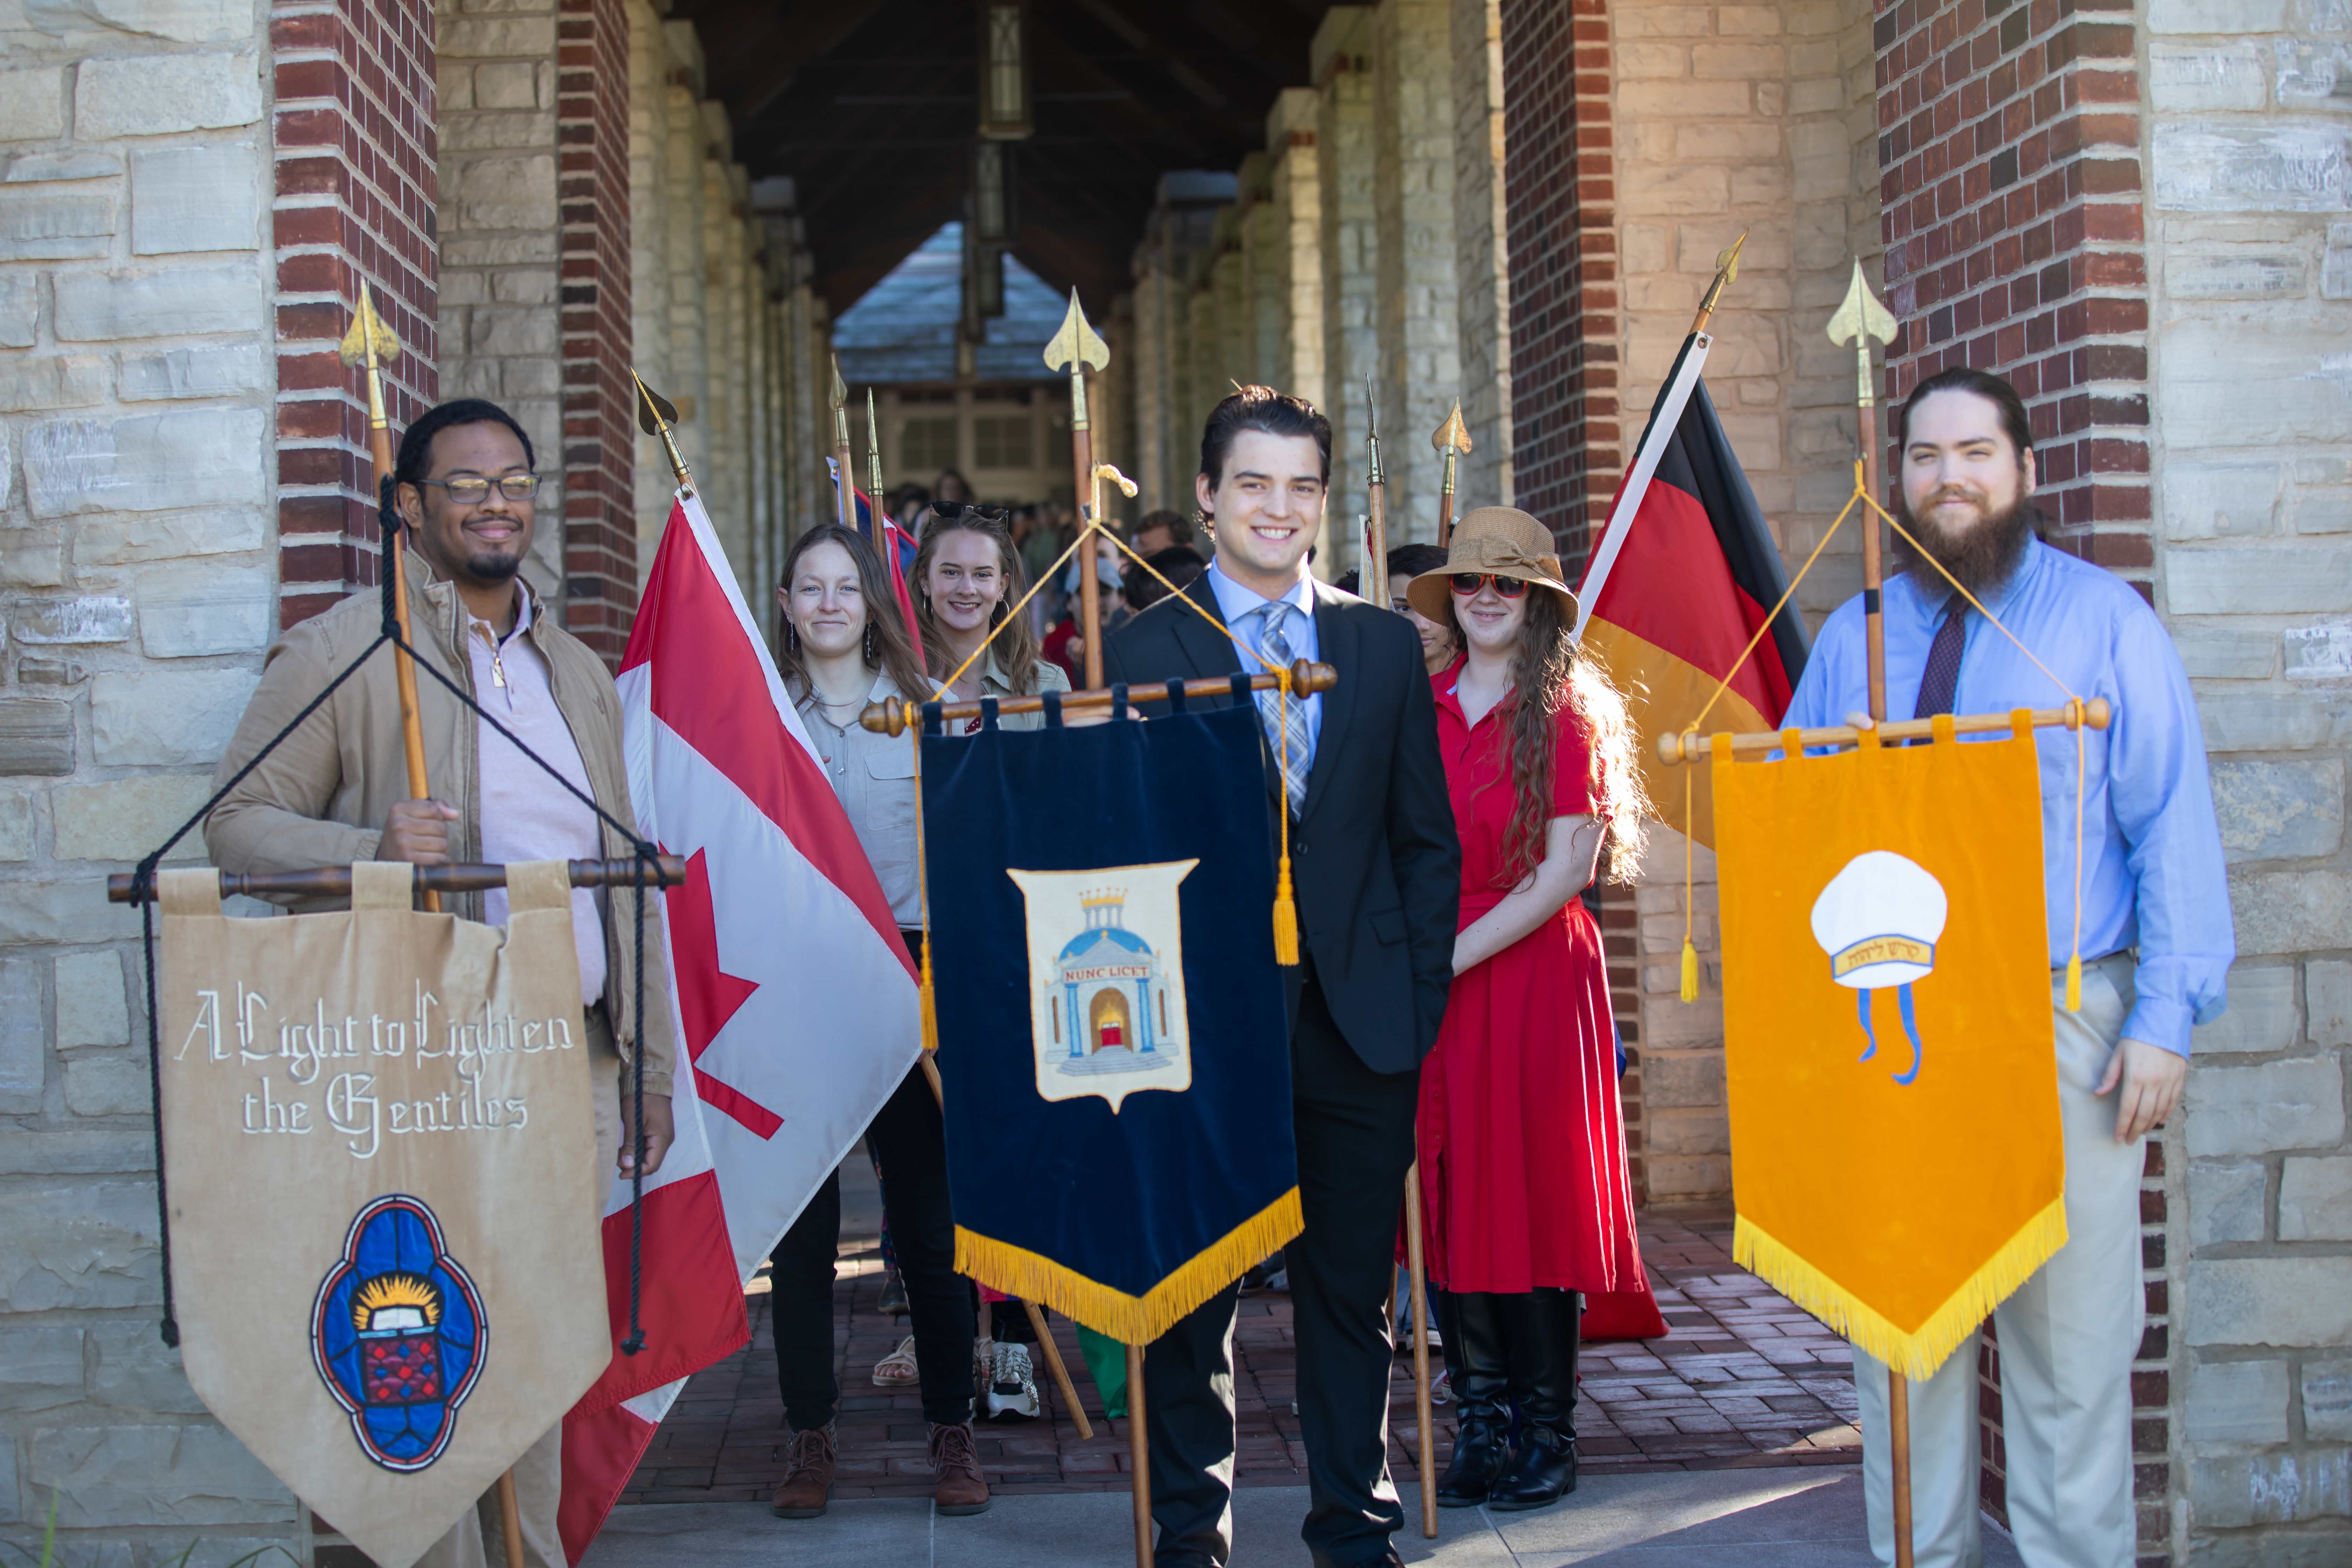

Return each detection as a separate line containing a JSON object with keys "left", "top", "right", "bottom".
{"left": 1403, "top": 506, "right": 1649, "bottom": 1513}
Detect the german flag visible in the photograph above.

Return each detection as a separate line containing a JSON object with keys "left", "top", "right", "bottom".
{"left": 1575, "top": 331, "right": 1807, "bottom": 848}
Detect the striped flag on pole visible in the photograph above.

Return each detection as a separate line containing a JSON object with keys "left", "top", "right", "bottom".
{"left": 558, "top": 488, "right": 922, "bottom": 1561}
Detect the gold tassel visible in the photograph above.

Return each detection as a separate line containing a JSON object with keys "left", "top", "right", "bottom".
{"left": 1680, "top": 939, "right": 1699, "bottom": 1003}
{"left": 2065, "top": 952, "right": 2082, "bottom": 1014}
{"left": 1272, "top": 856, "right": 1300, "bottom": 966}
{"left": 920, "top": 939, "right": 941, "bottom": 1051}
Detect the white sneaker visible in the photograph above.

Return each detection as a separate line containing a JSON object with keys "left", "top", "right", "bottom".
{"left": 985, "top": 1341, "right": 1041, "bottom": 1422}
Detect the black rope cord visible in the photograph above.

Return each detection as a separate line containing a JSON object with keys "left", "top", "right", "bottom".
{"left": 135, "top": 474, "right": 660, "bottom": 1353}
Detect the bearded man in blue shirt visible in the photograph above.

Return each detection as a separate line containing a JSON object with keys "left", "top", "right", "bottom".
{"left": 1783, "top": 367, "right": 2233, "bottom": 1568}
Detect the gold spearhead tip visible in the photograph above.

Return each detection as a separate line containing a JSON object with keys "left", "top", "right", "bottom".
{"left": 631, "top": 370, "right": 680, "bottom": 436}
{"left": 829, "top": 354, "right": 848, "bottom": 409}
{"left": 336, "top": 283, "right": 402, "bottom": 369}
{"left": 1696, "top": 230, "right": 1748, "bottom": 319}
{"left": 1043, "top": 288, "right": 1110, "bottom": 373}
{"left": 1430, "top": 401, "right": 1471, "bottom": 455}
{"left": 1827, "top": 258, "right": 1898, "bottom": 348}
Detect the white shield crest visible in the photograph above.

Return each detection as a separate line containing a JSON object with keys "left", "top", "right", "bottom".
{"left": 1006, "top": 861, "right": 1197, "bottom": 1112}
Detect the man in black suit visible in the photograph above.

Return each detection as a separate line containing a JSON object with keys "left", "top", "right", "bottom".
{"left": 1106, "top": 386, "right": 1460, "bottom": 1568}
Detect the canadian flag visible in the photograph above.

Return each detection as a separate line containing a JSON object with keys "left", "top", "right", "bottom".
{"left": 557, "top": 488, "right": 922, "bottom": 1560}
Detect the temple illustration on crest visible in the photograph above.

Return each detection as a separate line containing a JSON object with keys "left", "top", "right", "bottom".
{"left": 1047, "top": 890, "right": 1179, "bottom": 1078}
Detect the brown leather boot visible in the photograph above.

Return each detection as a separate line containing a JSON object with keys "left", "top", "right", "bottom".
{"left": 927, "top": 1421, "right": 991, "bottom": 1516}
{"left": 769, "top": 1422, "right": 835, "bottom": 1519}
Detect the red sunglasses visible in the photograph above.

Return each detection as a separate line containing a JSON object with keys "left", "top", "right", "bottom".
{"left": 1450, "top": 572, "right": 1528, "bottom": 598}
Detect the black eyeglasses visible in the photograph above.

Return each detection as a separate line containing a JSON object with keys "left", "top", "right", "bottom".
{"left": 1450, "top": 573, "right": 1528, "bottom": 598}
{"left": 418, "top": 474, "right": 542, "bottom": 504}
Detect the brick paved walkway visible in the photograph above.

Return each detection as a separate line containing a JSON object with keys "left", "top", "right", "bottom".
{"left": 619, "top": 1201, "right": 1860, "bottom": 1507}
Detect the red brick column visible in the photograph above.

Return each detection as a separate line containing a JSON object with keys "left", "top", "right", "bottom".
{"left": 271, "top": 0, "right": 441, "bottom": 628}
{"left": 1497, "top": 0, "right": 1618, "bottom": 569}
{"left": 1874, "top": 0, "right": 2151, "bottom": 587}
{"left": 556, "top": 0, "right": 636, "bottom": 665}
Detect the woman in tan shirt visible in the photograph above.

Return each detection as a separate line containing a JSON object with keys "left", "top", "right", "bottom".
{"left": 912, "top": 504, "right": 1071, "bottom": 731}
{"left": 763, "top": 523, "right": 993, "bottom": 1521}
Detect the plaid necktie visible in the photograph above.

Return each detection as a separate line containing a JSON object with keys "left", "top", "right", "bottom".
{"left": 1253, "top": 601, "right": 1310, "bottom": 819}
{"left": 1912, "top": 594, "right": 1968, "bottom": 719}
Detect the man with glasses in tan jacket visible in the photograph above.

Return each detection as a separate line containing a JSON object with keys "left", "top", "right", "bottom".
{"left": 205, "top": 397, "right": 677, "bottom": 1568}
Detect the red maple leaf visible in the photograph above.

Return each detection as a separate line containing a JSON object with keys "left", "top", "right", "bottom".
{"left": 661, "top": 846, "right": 780, "bottom": 1138}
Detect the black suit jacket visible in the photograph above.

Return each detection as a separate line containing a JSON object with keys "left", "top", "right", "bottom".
{"left": 1105, "top": 574, "right": 1460, "bottom": 1074}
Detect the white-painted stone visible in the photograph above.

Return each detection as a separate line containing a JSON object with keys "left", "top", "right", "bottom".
{"left": 2176, "top": 627, "right": 2279, "bottom": 678}
{"left": 2306, "top": 1360, "right": 2352, "bottom": 1440}
{"left": 1, "top": 524, "right": 62, "bottom": 588}
{"left": 2311, "top": 958, "right": 2352, "bottom": 1044}
{"left": 63, "top": 1051, "right": 149, "bottom": 1116}
{"left": 0, "top": 1326, "right": 84, "bottom": 1413}
{"left": 2279, "top": 1154, "right": 2352, "bottom": 1238}
{"left": 51, "top": 775, "right": 215, "bottom": 861}
{"left": 2188, "top": 1447, "right": 2352, "bottom": 1528}
{"left": 2293, "top": 484, "right": 2352, "bottom": 531}
{"left": 0, "top": 880, "right": 138, "bottom": 946}
{"left": 2164, "top": 251, "right": 2304, "bottom": 300}
{"left": 0, "top": 791, "right": 30, "bottom": 859}
{"left": 2211, "top": 758, "right": 2345, "bottom": 860}
{"left": 5, "top": 150, "right": 122, "bottom": 182}
{"left": 117, "top": 343, "right": 268, "bottom": 401}
{"left": 72, "top": 51, "right": 260, "bottom": 138}
{"left": 29, "top": 0, "right": 254, "bottom": 43}
{"left": 52, "top": 265, "right": 260, "bottom": 342}
{"left": 2201, "top": 690, "right": 2352, "bottom": 753}
{"left": 2149, "top": 0, "right": 2290, "bottom": 31}
{"left": 13, "top": 596, "right": 132, "bottom": 644}
{"left": 0, "top": 354, "right": 105, "bottom": 411}
{"left": 136, "top": 562, "right": 270, "bottom": 659}
{"left": 2151, "top": 45, "right": 2270, "bottom": 112}
{"left": 2170, "top": 546, "right": 2352, "bottom": 614}
{"left": 2186, "top": 1357, "right": 2291, "bottom": 1444}
{"left": 0, "top": 67, "right": 66, "bottom": 140}
{"left": 0, "top": 270, "right": 35, "bottom": 348}
{"left": 2154, "top": 123, "right": 2351, "bottom": 212}
{"left": 90, "top": 666, "right": 256, "bottom": 766}
{"left": 129, "top": 143, "right": 259, "bottom": 254}
{"left": 73, "top": 509, "right": 263, "bottom": 564}
{"left": 0, "top": 187, "right": 117, "bottom": 261}
{"left": 2188, "top": 1055, "right": 2343, "bottom": 1157}
{"left": 0, "top": 1183, "right": 160, "bottom": 1310}
{"left": 0, "top": 957, "right": 43, "bottom": 1114}
{"left": 23, "top": 408, "right": 267, "bottom": 517}
{"left": 85, "top": 1322, "right": 203, "bottom": 1414}
{"left": 455, "top": 152, "right": 558, "bottom": 231}
{"left": 28, "top": 1423, "right": 294, "bottom": 1527}
{"left": 2285, "top": 622, "right": 2352, "bottom": 680}
{"left": 2231, "top": 868, "right": 2352, "bottom": 954}
{"left": 54, "top": 951, "right": 127, "bottom": 1046}
{"left": 2277, "top": 38, "right": 2352, "bottom": 111}
{"left": 2188, "top": 1256, "right": 2352, "bottom": 1347}
{"left": 2189, "top": 1160, "right": 2268, "bottom": 1244}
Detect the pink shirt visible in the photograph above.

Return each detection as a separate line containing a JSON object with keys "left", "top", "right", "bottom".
{"left": 467, "top": 583, "right": 606, "bottom": 1008}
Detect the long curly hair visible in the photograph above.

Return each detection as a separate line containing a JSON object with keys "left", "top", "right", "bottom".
{"left": 1445, "top": 588, "right": 1649, "bottom": 888}
{"left": 912, "top": 505, "right": 1042, "bottom": 696}
{"left": 775, "top": 524, "right": 932, "bottom": 704}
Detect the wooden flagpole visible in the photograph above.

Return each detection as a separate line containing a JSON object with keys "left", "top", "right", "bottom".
{"left": 1404, "top": 1161, "right": 1437, "bottom": 1537}
{"left": 1828, "top": 258, "right": 1908, "bottom": 1568}
{"left": 1045, "top": 290, "right": 1112, "bottom": 689}
{"left": 339, "top": 286, "right": 442, "bottom": 918}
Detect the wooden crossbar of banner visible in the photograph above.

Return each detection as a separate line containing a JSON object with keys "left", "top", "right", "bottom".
{"left": 859, "top": 662, "right": 1339, "bottom": 737}
{"left": 1654, "top": 700, "right": 2109, "bottom": 766}
{"left": 108, "top": 856, "right": 689, "bottom": 904}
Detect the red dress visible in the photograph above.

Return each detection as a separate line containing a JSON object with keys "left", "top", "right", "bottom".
{"left": 1418, "top": 660, "right": 1646, "bottom": 1301}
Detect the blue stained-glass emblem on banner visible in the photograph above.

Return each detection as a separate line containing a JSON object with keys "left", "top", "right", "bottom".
{"left": 310, "top": 1194, "right": 488, "bottom": 1472}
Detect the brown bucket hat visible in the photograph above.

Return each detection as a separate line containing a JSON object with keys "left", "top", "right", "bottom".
{"left": 1404, "top": 506, "right": 1579, "bottom": 622}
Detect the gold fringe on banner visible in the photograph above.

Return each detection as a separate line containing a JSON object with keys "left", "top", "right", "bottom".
{"left": 1732, "top": 1199, "right": 2069, "bottom": 1382}
{"left": 956, "top": 1187, "right": 1304, "bottom": 1346}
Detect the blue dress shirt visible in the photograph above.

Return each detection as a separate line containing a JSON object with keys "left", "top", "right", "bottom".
{"left": 1783, "top": 538, "right": 2233, "bottom": 1056}
{"left": 1204, "top": 559, "right": 1323, "bottom": 775}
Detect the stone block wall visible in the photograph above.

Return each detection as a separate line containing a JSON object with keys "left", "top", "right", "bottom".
{"left": 1316, "top": 7, "right": 1379, "bottom": 548}
{"left": 1373, "top": 0, "right": 1465, "bottom": 543}
{"left": 2143, "top": 0, "right": 2352, "bottom": 1559}
{"left": 1451, "top": 0, "right": 1515, "bottom": 510}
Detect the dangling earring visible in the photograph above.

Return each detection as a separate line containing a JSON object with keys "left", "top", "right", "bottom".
{"left": 864, "top": 622, "right": 876, "bottom": 663}
{"left": 786, "top": 621, "right": 800, "bottom": 651}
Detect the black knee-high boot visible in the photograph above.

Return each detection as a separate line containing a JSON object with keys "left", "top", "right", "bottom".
{"left": 1488, "top": 1288, "right": 1580, "bottom": 1510}
{"left": 1434, "top": 1290, "right": 1511, "bottom": 1507}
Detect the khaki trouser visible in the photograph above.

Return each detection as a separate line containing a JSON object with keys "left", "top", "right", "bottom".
{"left": 413, "top": 1010, "right": 623, "bottom": 1568}
{"left": 1853, "top": 953, "right": 2147, "bottom": 1568}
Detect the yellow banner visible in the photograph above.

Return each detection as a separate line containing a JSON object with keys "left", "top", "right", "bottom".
{"left": 1713, "top": 716, "right": 2065, "bottom": 1380}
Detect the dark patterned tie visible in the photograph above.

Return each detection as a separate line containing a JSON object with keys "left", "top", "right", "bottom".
{"left": 1912, "top": 594, "right": 1968, "bottom": 720}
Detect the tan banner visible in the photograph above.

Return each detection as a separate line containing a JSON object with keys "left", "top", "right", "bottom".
{"left": 158, "top": 861, "right": 608, "bottom": 1568}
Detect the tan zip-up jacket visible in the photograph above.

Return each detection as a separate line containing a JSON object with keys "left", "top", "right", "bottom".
{"left": 203, "top": 552, "right": 677, "bottom": 1096}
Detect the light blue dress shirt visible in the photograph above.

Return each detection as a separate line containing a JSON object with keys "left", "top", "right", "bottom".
{"left": 1783, "top": 538, "right": 2233, "bottom": 1056}
{"left": 1204, "top": 560, "right": 1323, "bottom": 775}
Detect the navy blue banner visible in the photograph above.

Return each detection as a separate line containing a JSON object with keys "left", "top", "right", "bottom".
{"left": 922, "top": 686, "right": 1300, "bottom": 1342}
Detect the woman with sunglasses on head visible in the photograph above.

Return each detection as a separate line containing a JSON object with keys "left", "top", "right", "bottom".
{"left": 1405, "top": 507, "right": 1650, "bottom": 1515}
{"left": 912, "top": 504, "right": 1070, "bottom": 733}
{"left": 764, "top": 523, "right": 993, "bottom": 1522}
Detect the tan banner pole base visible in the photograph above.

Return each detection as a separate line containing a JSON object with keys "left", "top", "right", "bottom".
{"left": 496, "top": 1468, "right": 525, "bottom": 1567}
{"left": 1023, "top": 1300, "right": 1094, "bottom": 1442}
{"left": 1127, "top": 1342, "right": 1152, "bottom": 1568}
{"left": 1890, "top": 1366, "right": 1914, "bottom": 1568}
{"left": 1404, "top": 1160, "right": 1437, "bottom": 1539}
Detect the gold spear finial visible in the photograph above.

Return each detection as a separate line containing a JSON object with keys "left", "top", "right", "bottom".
{"left": 1430, "top": 402, "right": 1470, "bottom": 459}
{"left": 1691, "top": 230, "right": 1749, "bottom": 335}
{"left": 829, "top": 354, "right": 852, "bottom": 449}
{"left": 631, "top": 369, "right": 695, "bottom": 494}
{"left": 336, "top": 283, "right": 403, "bottom": 433}
{"left": 865, "top": 386, "right": 887, "bottom": 522}
{"left": 1430, "top": 400, "right": 1471, "bottom": 546}
{"left": 1826, "top": 259, "right": 1899, "bottom": 408}
{"left": 1044, "top": 288, "right": 1110, "bottom": 434}
{"left": 1364, "top": 370, "right": 1384, "bottom": 485}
